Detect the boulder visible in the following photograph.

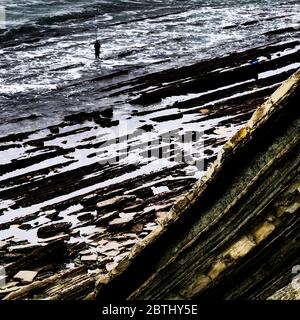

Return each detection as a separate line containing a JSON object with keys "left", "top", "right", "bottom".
{"left": 77, "top": 212, "right": 94, "bottom": 222}
{"left": 18, "top": 223, "right": 32, "bottom": 230}
{"left": 49, "top": 126, "right": 59, "bottom": 134}
{"left": 100, "top": 108, "right": 113, "bottom": 118}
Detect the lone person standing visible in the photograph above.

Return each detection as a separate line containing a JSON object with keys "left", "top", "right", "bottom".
{"left": 94, "top": 40, "right": 101, "bottom": 59}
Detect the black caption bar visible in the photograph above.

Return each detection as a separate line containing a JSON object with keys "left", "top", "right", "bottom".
{"left": 0, "top": 300, "right": 298, "bottom": 319}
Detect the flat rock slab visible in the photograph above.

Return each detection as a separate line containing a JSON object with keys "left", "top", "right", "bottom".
{"left": 37, "top": 234, "right": 70, "bottom": 243}
{"left": 37, "top": 222, "right": 72, "bottom": 238}
{"left": 79, "top": 249, "right": 91, "bottom": 255}
{"left": 14, "top": 270, "right": 38, "bottom": 284}
{"left": 123, "top": 201, "right": 144, "bottom": 213}
{"left": 102, "top": 250, "right": 120, "bottom": 257}
{"left": 95, "top": 211, "right": 119, "bottom": 226}
{"left": 0, "top": 281, "right": 19, "bottom": 290}
{"left": 121, "top": 239, "right": 138, "bottom": 248}
{"left": 77, "top": 212, "right": 94, "bottom": 221}
{"left": 108, "top": 216, "right": 134, "bottom": 231}
{"left": 81, "top": 254, "right": 98, "bottom": 262}
{"left": 6, "top": 240, "right": 67, "bottom": 278}
{"left": 97, "top": 241, "right": 121, "bottom": 254}
{"left": 96, "top": 196, "right": 136, "bottom": 211}
{"left": 8, "top": 244, "right": 44, "bottom": 254}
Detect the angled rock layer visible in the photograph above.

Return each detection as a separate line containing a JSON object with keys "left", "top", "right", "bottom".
{"left": 91, "top": 69, "right": 300, "bottom": 300}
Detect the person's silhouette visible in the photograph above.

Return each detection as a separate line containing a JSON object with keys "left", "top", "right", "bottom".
{"left": 94, "top": 40, "right": 101, "bottom": 59}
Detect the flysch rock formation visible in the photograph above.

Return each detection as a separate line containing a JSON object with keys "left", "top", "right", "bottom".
{"left": 0, "top": 38, "right": 299, "bottom": 300}
{"left": 89, "top": 69, "right": 300, "bottom": 300}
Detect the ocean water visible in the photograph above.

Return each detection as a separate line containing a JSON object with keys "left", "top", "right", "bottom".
{"left": 0, "top": 1, "right": 299, "bottom": 248}
{"left": 0, "top": 0, "right": 299, "bottom": 135}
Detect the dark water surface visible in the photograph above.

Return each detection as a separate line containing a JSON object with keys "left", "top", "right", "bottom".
{"left": 0, "top": 0, "right": 299, "bottom": 135}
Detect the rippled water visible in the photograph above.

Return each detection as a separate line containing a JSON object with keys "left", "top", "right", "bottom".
{"left": 0, "top": 0, "right": 299, "bottom": 135}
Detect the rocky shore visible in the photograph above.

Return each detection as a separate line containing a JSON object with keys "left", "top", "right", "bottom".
{"left": 0, "top": 31, "right": 299, "bottom": 299}
{"left": 90, "top": 69, "right": 299, "bottom": 300}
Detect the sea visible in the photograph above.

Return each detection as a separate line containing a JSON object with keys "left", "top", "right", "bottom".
{"left": 0, "top": 0, "right": 299, "bottom": 135}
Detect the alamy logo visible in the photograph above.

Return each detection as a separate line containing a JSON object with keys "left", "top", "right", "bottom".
{"left": 0, "top": 6, "right": 6, "bottom": 29}
{"left": 291, "top": 265, "right": 300, "bottom": 290}
{"left": 0, "top": 265, "right": 6, "bottom": 288}
{"left": 95, "top": 121, "right": 205, "bottom": 170}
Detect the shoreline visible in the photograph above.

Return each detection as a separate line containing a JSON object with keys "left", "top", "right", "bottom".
{"left": 0, "top": 34, "right": 299, "bottom": 299}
